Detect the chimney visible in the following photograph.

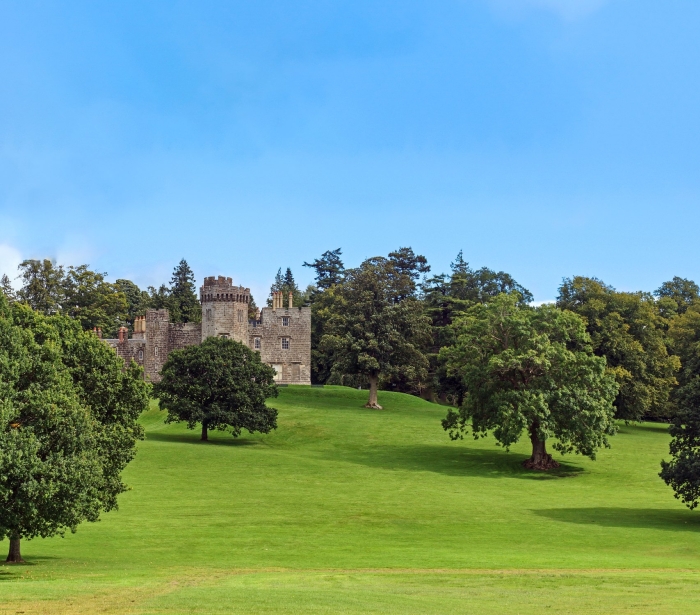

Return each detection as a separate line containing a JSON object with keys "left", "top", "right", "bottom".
{"left": 288, "top": 291, "right": 293, "bottom": 309}
{"left": 97, "top": 327, "right": 103, "bottom": 339}
{"left": 118, "top": 326, "right": 128, "bottom": 343}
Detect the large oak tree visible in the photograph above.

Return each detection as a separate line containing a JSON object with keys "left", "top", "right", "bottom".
{"left": 0, "top": 296, "right": 148, "bottom": 563}
{"left": 153, "top": 337, "right": 278, "bottom": 441}
{"left": 441, "top": 293, "right": 619, "bottom": 470}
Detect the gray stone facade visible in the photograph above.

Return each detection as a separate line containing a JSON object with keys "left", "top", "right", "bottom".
{"left": 105, "top": 275, "right": 311, "bottom": 385}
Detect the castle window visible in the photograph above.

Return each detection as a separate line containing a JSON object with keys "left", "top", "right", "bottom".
{"left": 138, "top": 350, "right": 144, "bottom": 361}
{"left": 254, "top": 337, "right": 261, "bottom": 349}
{"left": 281, "top": 337, "right": 290, "bottom": 350}
{"left": 282, "top": 316, "right": 290, "bottom": 327}
{"left": 154, "top": 346, "right": 159, "bottom": 357}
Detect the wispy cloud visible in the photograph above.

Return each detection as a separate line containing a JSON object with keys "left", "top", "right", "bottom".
{"left": 0, "top": 244, "right": 22, "bottom": 288}
{"left": 488, "top": 0, "right": 609, "bottom": 21}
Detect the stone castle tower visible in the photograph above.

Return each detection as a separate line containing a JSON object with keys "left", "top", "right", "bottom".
{"left": 105, "top": 274, "right": 311, "bottom": 385}
{"left": 200, "top": 276, "right": 251, "bottom": 343}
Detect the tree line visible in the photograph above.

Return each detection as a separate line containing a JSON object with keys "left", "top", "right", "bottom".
{"left": 3, "top": 249, "right": 700, "bottom": 506}
{"left": 1, "top": 258, "right": 202, "bottom": 336}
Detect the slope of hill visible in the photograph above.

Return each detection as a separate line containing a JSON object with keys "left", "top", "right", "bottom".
{"left": 2, "top": 386, "right": 699, "bottom": 614}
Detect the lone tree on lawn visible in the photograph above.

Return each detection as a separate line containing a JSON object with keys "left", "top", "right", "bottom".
{"left": 441, "top": 293, "right": 619, "bottom": 470}
{"left": 154, "top": 337, "right": 278, "bottom": 441}
{"left": 321, "top": 256, "right": 431, "bottom": 409}
{"left": 0, "top": 295, "right": 149, "bottom": 563}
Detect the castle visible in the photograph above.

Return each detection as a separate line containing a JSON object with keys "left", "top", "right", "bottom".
{"left": 105, "top": 275, "right": 311, "bottom": 384}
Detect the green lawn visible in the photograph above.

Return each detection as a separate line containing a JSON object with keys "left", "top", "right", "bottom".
{"left": 2, "top": 386, "right": 699, "bottom": 614}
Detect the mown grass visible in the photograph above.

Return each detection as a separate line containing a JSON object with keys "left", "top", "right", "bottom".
{"left": 1, "top": 386, "right": 699, "bottom": 614}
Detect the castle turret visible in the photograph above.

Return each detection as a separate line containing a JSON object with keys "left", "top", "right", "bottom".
{"left": 200, "top": 276, "right": 250, "bottom": 343}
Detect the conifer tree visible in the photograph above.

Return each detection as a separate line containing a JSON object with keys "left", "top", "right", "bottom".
{"left": 168, "top": 259, "right": 201, "bottom": 323}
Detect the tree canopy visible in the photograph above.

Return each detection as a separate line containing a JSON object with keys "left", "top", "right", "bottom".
{"left": 0, "top": 294, "right": 149, "bottom": 562}
{"left": 268, "top": 267, "right": 306, "bottom": 307}
{"left": 303, "top": 248, "right": 345, "bottom": 290}
{"left": 441, "top": 293, "right": 619, "bottom": 470}
{"left": 321, "top": 256, "right": 431, "bottom": 407}
{"left": 660, "top": 299, "right": 700, "bottom": 507}
{"left": 421, "top": 251, "right": 533, "bottom": 404}
{"left": 557, "top": 276, "right": 680, "bottom": 421}
{"left": 154, "top": 337, "right": 278, "bottom": 441}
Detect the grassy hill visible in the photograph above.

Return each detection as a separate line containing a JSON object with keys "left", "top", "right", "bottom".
{"left": 2, "top": 386, "right": 700, "bottom": 614}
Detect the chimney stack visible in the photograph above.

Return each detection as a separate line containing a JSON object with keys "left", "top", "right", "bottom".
{"left": 288, "top": 291, "right": 293, "bottom": 309}
{"left": 118, "top": 326, "right": 128, "bottom": 343}
{"left": 97, "top": 327, "right": 103, "bottom": 339}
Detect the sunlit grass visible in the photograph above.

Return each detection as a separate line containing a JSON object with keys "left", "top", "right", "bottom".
{"left": 1, "top": 386, "right": 699, "bottom": 614}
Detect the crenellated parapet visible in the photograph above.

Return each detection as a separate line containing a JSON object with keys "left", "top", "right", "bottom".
{"left": 103, "top": 273, "right": 310, "bottom": 385}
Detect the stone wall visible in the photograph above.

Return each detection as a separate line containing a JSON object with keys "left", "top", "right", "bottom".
{"left": 104, "top": 275, "right": 311, "bottom": 385}
{"left": 105, "top": 338, "right": 146, "bottom": 368}
{"left": 168, "top": 322, "right": 202, "bottom": 351}
{"left": 144, "top": 309, "right": 170, "bottom": 382}
{"left": 200, "top": 276, "right": 250, "bottom": 343}
{"left": 250, "top": 306, "right": 311, "bottom": 385}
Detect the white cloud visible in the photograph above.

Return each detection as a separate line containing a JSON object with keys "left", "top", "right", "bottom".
{"left": 0, "top": 244, "right": 22, "bottom": 288}
{"left": 487, "top": 0, "right": 609, "bottom": 21}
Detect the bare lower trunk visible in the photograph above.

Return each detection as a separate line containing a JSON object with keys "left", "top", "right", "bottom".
{"left": 6, "top": 536, "right": 23, "bottom": 563}
{"left": 201, "top": 421, "right": 208, "bottom": 441}
{"left": 523, "top": 425, "right": 559, "bottom": 470}
{"left": 365, "top": 375, "right": 382, "bottom": 409}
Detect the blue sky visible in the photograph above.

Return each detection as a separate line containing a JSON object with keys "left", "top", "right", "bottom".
{"left": 1, "top": 0, "right": 698, "bottom": 302}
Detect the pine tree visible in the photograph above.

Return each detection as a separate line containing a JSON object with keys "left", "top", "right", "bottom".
{"left": 268, "top": 267, "right": 305, "bottom": 307}
{"left": 169, "top": 259, "right": 201, "bottom": 323}
{"left": 0, "top": 274, "right": 15, "bottom": 303}
{"left": 303, "top": 249, "right": 345, "bottom": 290}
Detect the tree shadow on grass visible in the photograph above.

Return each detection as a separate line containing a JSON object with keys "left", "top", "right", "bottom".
{"left": 146, "top": 432, "right": 259, "bottom": 447}
{"left": 325, "top": 444, "right": 584, "bottom": 480}
{"left": 533, "top": 507, "right": 700, "bottom": 532}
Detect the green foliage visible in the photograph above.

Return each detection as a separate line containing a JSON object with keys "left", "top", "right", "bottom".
{"left": 422, "top": 251, "right": 533, "bottom": 404}
{"left": 145, "top": 260, "right": 202, "bottom": 324}
{"left": 304, "top": 249, "right": 346, "bottom": 384}
{"left": 62, "top": 265, "right": 128, "bottom": 336}
{"left": 387, "top": 246, "right": 430, "bottom": 301}
{"left": 268, "top": 267, "right": 306, "bottom": 307}
{"left": 303, "top": 248, "right": 345, "bottom": 290}
{"left": 557, "top": 276, "right": 680, "bottom": 421}
{"left": 0, "top": 294, "right": 148, "bottom": 559}
{"left": 154, "top": 337, "right": 278, "bottom": 440}
{"left": 441, "top": 293, "right": 618, "bottom": 468}
{"left": 0, "top": 274, "right": 15, "bottom": 303}
{"left": 15, "top": 260, "right": 129, "bottom": 337}
{"left": 169, "top": 259, "right": 201, "bottom": 323}
{"left": 16, "top": 259, "right": 65, "bottom": 314}
{"left": 115, "top": 279, "right": 151, "bottom": 330}
{"left": 655, "top": 277, "right": 700, "bottom": 315}
{"left": 660, "top": 300, "right": 700, "bottom": 508}
{"left": 321, "top": 256, "right": 431, "bottom": 405}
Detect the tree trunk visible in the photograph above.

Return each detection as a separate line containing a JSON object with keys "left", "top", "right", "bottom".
{"left": 365, "top": 375, "right": 383, "bottom": 409}
{"left": 201, "top": 421, "right": 208, "bottom": 441}
{"left": 6, "top": 535, "right": 23, "bottom": 563}
{"left": 523, "top": 424, "right": 559, "bottom": 470}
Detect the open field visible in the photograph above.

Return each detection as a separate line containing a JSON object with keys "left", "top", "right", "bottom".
{"left": 2, "top": 386, "right": 699, "bottom": 614}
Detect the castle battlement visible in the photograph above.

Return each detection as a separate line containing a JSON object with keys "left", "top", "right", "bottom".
{"left": 105, "top": 274, "right": 311, "bottom": 385}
